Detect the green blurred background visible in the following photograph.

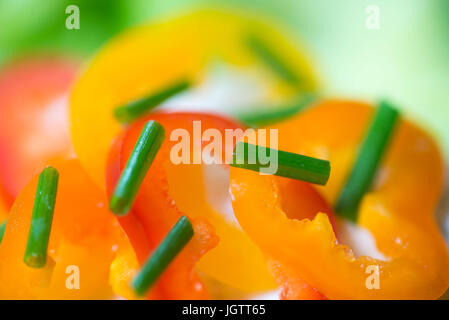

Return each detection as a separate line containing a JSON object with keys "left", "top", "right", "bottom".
{"left": 0, "top": 0, "right": 448, "bottom": 155}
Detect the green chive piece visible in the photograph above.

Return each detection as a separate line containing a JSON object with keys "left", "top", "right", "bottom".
{"left": 0, "top": 220, "right": 6, "bottom": 244}
{"left": 114, "top": 79, "right": 191, "bottom": 124}
{"left": 230, "top": 142, "right": 330, "bottom": 185}
{"left": 246, "top": 33, "right": 301, "bottom": 87}
{"left": 110, "top": 120, "right": 165, "bottom": 216}
{"left": 236, "top": 93, "right": 317, "bottom": 128}
{"left": 335, "top": 101, "right": 400, "bottom": 222}
{"left": 132, "top": 216, "right": 194, "bottom": 296}
{"left": 24, "top": 166, "right": 59, "bottom": 268}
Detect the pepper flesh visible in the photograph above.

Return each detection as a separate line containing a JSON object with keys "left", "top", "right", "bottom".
{"left": 0, "top": 160, "right": 131, "bottom": 299}
{"left": 230, "top": 100, "right": 449, "bottom": 299}
{"left": 269, "top": 176, "right": 336, "bottom": 300}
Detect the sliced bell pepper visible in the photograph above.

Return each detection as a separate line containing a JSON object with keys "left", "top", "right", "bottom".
{"left": 230, "top": 100, "right": 449, "bottom": 299}
{"left": 0, "top": 58, "right": 76, "bottom": 207}
{"left": 268, "top": 176, "right": 336, "bottom": 300}
{"left": 106, "top": 112, "right": 279, "bottom": 296}
{"left": 0, "top": 159, "right": 131, "bottom": 299}
{"left": 70, "top": 8, "right": 319, "bottom": 296}
{"left": 71, "top": 8, "right": 318, "bottom": 190}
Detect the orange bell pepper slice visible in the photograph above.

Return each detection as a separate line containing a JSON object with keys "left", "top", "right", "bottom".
{"left": 0, "top": 159, "right": 130, "bottom": 299}
{"left": 230, "top": 100, "right": 449, "bottom": 299}
{"left": 0, "top": 58, "right": 76, "bottom": 207}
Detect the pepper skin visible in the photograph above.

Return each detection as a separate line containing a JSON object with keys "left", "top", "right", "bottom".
{"left": 230, "top": 100, "right": 449, "bottom": 299}
{"left": 0, "top": 197, "right": 6, "bottom": 223}
{"left": 0, "top": 160, "right": 130, "bottom": 299}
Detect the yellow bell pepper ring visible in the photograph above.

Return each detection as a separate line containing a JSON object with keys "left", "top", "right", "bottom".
{"left": 70, "top": 8, "right": 318, "bottom": 191}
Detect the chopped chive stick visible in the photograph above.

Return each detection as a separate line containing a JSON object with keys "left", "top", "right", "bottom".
{"left": 0, "top": 220, "right": 6, "bottom": 244}
{"left": 246, "top": 33, "right": 301, "bottom": 87}
{"left": 236, "top": 93, "right": 317, "bottom": 128}
{"left": 231, "top": 142, "right": 330, "bottom": 185}
{"left": 110, "top": 120, "right": 165, "bottom": 216}
{"left": 132, "top": 216, "right": 194, "bottom": 296}
{"left": 24, "top": 166, "right": 59, "bottom": 268}
{"left": 114, "top": 79, "right": 191, "bottom": 124}
{"left": 335, "top": 101, "right": 400, "bottom": 222}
